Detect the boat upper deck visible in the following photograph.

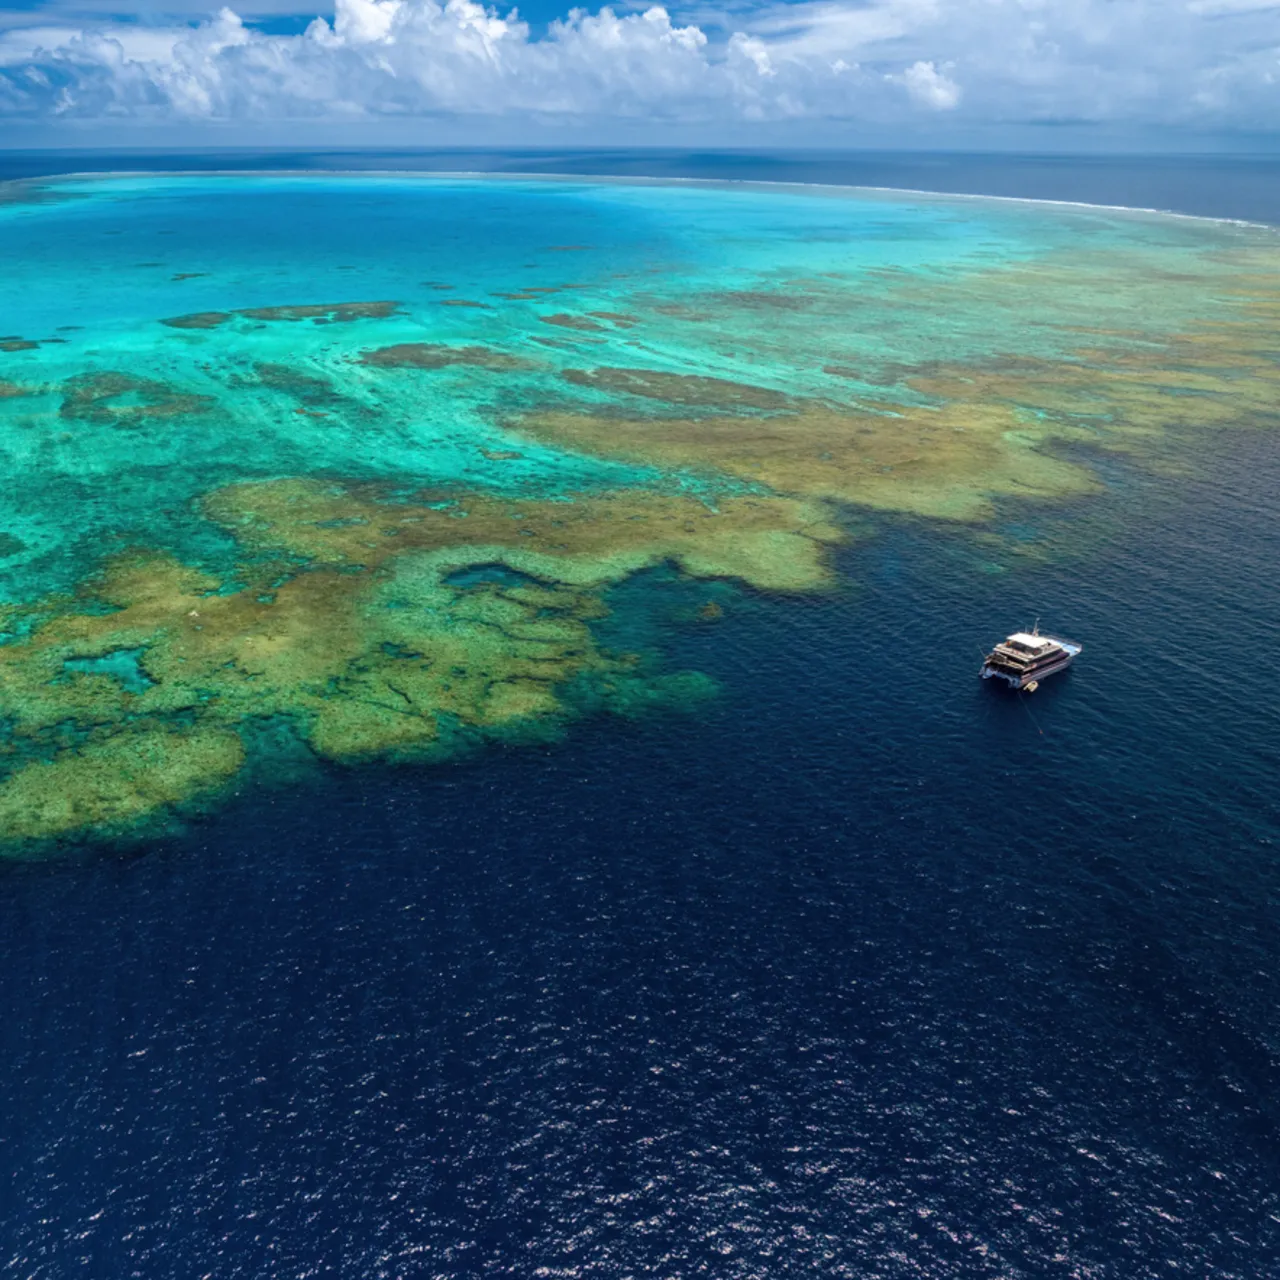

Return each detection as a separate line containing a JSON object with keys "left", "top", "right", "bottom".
{"left": 992, "top": 631, "right": 1083, "bottom": 660}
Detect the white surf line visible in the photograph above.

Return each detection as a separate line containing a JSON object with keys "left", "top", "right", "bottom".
{"left": 303, "top": 168, "right": 1279, "bottom": 231}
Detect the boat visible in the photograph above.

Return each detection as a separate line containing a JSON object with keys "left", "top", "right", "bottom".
{"left": 980, "top": 624, "right": 1082, "bottom": 691}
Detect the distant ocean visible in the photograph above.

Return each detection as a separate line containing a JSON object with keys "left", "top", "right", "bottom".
{"left": 1, "top": 152, "right": 1278, "bottom": 1279}
{"left": 5, "top": 146, "right": 1280, "bottom": 223}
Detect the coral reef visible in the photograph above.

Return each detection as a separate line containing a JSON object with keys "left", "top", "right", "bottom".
{"left": 160, "top": 312, "right": 228, "bottom": 330}
{"left": 518, "top": 265, "right": 1280, "bottom": 522}
{"left": 0, "top": 727, "right": 245, "bottom": 844}
{"left": 561, "top": 367, "right": 794, "bottom": 411}
{"left": 541, "top": 314, "right": 608, "bottom": 332}
{"left": 0, "top": 478, "right": 843, "bottom": 849}
{"left": 162, "top": 301, "right": 402, "bottom": 329}
{"left": 250, "top": 363, "right": 341, "bottom": 408}
{"left": 515, "top": 396, "right": 1098, "bottom": 522}
{"left": 244, "top": 301, "right": 403, "bottom": 324}
{"left": 8, "top": 179, "right": 1280, "bottom": 853}
{"left": 359, "top": 344, "right": 534, "bottom": 371}
{"left": 203, "top": 478, "right": 844, "bottom": 592}
{"left": 60, "top": 373, "right": 214, "bottom": 425}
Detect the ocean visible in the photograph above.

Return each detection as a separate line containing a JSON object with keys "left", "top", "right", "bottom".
{"left": 0, "top": 152, "right": 1277, "bottom": 1278}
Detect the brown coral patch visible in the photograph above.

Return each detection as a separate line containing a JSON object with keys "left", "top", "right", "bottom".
{"left": 530, "top": 336, "right": 589, "bottom": 352}
{"left": 652, "top": 304, "right": 712, "bottom": 322}
{"left": 0, "top": 340, "right": 41, "bottom": 352}
{"left": 359, "top": 343, "right": 533, "bottom": 372}
{"left": 710, "top": 290, "right": 817, "bottom": 312}
{"left": 163, "top": 301, "right": 401, "bottom": 329}
{"left": 517, "top": 401, "right": 1093, "bottom": 522}
{"left": 161, "top": 312, "right": 231, "bottom": 330}
{"left": 251, "top": 362, "right": 339, "bottom": 405}
{"left": 587, "top": 312, "right": 640, "bottom": 327}
{"left": 242, "top": 301, "right": 401, "bottom": 323}
{"left": 60, "top": 372, "right": 215, "bottom": 425}
{"left": 491, "top": 287, "right": 566, "bottom": 300}
{"left": 0, "top": 725, "right": 246, "bottom": 844}
{"left": 0, "top": 181, "right": 77, "bottom": 210}
{"left": 0, "top": 542, "right": 604, "bottom": 842}
{"left": 541, "top": 314, "right": 607, "bottom": 332}
{"left": 562, "top": 367, "right": 795, "bottom": 412}
{"left": 522, "top": 275, "right": 1280, "bottom": 522}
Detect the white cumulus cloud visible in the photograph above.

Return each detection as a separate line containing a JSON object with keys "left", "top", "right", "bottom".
{"left": 0, "top": 0, "right": 1278, "bottom": 132}
{"left": 896, "top": 59, "right": 959, "bottom": 110}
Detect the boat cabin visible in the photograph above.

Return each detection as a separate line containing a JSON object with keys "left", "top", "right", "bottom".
{"left": 999, "top": 632, "right": 1058, "bottom": 658}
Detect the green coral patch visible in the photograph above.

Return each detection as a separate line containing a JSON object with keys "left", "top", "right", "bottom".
{"left": 0, "top": 726, "right": 245, "bottom": 846}
{"left": 204, "top": 478, "right": 846, "bottom": 591}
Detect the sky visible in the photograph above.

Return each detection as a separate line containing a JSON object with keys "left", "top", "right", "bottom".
{"left": 1, "top": 0, "right": 1279, "bottom": 147}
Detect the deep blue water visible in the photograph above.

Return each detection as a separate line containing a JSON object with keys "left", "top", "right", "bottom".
{"left": 2, "top": 154, "right": 1280, "bottom": 1278}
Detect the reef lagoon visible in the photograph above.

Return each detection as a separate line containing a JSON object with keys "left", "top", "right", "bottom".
{"left": 1, "top": 165, "right": 1279, "bottom": 1274}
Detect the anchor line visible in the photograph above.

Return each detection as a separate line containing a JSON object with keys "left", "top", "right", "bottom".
{"left": 1017, "top": 687, "right": 1047, "bottom": 737}
{"left": 978, "top": 642, "right": 1047, "bottom": 738}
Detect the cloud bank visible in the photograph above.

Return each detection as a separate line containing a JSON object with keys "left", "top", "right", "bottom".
{"left": 1, "top": 0, "right": 1279, "bottom": 133}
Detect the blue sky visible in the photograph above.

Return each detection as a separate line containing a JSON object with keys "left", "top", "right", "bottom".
{"left": 2, "top": 0, "right": 1280, "bottom": 147}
